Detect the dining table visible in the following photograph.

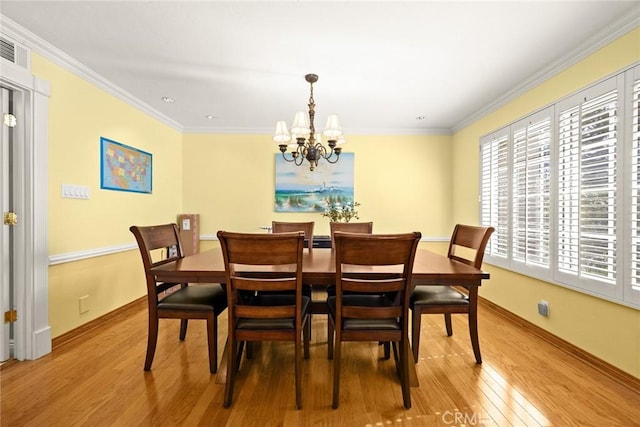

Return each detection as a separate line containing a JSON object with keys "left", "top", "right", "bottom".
{"left": 150, "top": 247, "right": 490, "bottom": 386}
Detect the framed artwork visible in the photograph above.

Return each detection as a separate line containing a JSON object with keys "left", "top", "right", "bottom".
{"left": 100, "top": 137, "right": 152, "bottom": 194}
{"left": 275, "top": 153, "right": 354, "bottom": 212}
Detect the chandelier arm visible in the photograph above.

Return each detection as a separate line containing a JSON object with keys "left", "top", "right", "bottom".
{"left": 325, "top": 153, "right": 341, "bottom": 164}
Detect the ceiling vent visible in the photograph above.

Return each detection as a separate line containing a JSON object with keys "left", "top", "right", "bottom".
{"left": 0, "top": 34, "right": 30, "bottom": 72}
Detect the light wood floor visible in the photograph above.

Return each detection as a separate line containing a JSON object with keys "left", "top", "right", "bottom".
{"left": 1, "top": 299, "right": 638, "bottom": 426}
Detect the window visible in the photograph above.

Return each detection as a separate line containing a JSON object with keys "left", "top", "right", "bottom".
{"left": 480, "top": 65, "right": 639, "bottom": 308}
{"left": 511, "top": 109, "right": 552, "bottom": 276}
{"left": 480, "top": 130, "right": 509, "bottom": 260}
{"left": 627, "top": 67, "right": 640, "bottom": 306}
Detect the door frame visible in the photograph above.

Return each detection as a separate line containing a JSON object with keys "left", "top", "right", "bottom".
{"left": 1, "top": 52, "right": 51, "bottom": 360}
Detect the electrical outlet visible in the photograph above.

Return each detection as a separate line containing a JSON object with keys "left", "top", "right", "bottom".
{"left": 79, "top": 295, "right": 90, "bottom": 314}
{"left": 537, "top": 300, "right": 550, "bottom": 317}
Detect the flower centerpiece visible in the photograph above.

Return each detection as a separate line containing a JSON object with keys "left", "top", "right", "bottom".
{"left": 321, "top": 199, "right": 361, "bottom": 223}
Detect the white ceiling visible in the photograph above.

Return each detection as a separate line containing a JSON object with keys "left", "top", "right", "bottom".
{"left": 1, "top": 1, "right": 638, "bottom": 136}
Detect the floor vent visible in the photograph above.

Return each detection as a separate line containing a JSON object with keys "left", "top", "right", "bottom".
{"left": 0, "top": 34, "right": 30, "bottom": 71}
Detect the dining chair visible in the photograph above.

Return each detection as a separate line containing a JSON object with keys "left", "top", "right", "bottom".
{"left": 410, "top": 224, "right": 494, "bottom": 364}
{"left": 217, "top": 230, "right": 311, "bottom": 409}
{"left": 130, "top": 224, "right": 227, "bottom": 374}
{"left": 272, "top": 221, "right": 315, "bottom": 249}
{"left": 271, "top": 221, "right": 315, "bottom": 335}
{"left": 328, "top": 231, "right": 421, "bottom": 409}
{"left": 329, "top": 221, "right": 373, "bottom": 248}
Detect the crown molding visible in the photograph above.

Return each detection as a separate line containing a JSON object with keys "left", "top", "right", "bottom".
{"left": 0, "top": 15, "right": 184, "bottom": 133}
{"left": 452, "top": 8, "right": 640, "bottom": 133}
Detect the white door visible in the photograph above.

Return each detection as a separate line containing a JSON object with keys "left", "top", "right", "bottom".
{"left": 0, "top": 86, "right": 15, "bottom": 361}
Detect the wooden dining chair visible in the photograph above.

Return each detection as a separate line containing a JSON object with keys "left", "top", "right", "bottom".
{"left": 271, "top": 221, "right": 315, "bottom": 334}
{"left": 328, "top": 231, "right": 421, "bottom": 409}
{"left": 329, "top": 221, "right": 373, "bottom": 248}
{"left": 272, "top": 221, "right": 315, "bottom": 249}
{"left": 130, "top": 224, "right": 227, "bottom": 374}
{"left": 217, "top": 230, "right": 311, "bottom": 409}
{"left": 410, "top": 224, "right": 494, "bottom": 364}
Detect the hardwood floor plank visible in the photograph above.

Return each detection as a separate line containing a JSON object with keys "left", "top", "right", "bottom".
{"left": 2, "top": 300, "right": 639, "bottom": 426}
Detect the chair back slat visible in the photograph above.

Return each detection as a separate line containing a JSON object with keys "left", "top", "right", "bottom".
{"left": 232, "top": 277, "right": 297, "bottom": 292}
{"left": 330, "top": 221, "right": 373, "bottom": 248}
{"left": 336, "top": 232, "right": 417, "bottom": 266}
{"left": 223, "top": 233, "right": 302, "bottom": 265}
{"left": 272, "top": 221, "right": 315, "bottom": 250}
{"left": 235, "top": 305, "right": 296, "bottom": 319}
{"left": 342, "top": 306, "right": 402, "bottom": 319}
{"left": 341, "top": 277, "right": 405, "bottom": 293}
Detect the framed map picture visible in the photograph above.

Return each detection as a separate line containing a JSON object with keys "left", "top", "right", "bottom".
{"left": 100, "top": 137, "right": 152, "bottom": 194}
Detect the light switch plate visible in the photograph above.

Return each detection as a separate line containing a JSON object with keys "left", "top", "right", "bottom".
{"left": 62, "top": 184, "right": 90, "bottom": 199}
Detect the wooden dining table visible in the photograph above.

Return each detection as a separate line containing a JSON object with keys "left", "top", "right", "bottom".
{"left": 150, "top": 247, "right": 490, "bottom": 386}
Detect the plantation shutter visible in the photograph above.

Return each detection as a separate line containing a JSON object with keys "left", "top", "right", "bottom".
{"left": 511, "top": 109, "right": 552, "bottom": 270}
{"left": 557, "top": 78, "right": 618, "bottom": 293}
{"left": 630, "top": 74, "right": 640, "bottom": 296}
{"left": 480, "top": 130, "right": 509, "bottom": 261}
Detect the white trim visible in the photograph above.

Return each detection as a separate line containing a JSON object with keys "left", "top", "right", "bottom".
{"left": 0, "top": 16, "right": 183, "bottom": 133}
{"left": 49, "top": 235, "right": 452, "bottom": 263}
{"left": 48, "top": 243, "right": 137, "bottom": 265}
{"left": 3, "top": 11, "right": 637, "bottom": 138}
{"left": 181, "top": 126, "right": 453, "bottom": 136}
{"left": 200, "top": 234, "right": 450, "bottom": 243}
{"left": 453, "top": 9, "right": 640, "bottom": 133}
{"left": 29, "top": 75, "right": 51, "bottom": 359}
{"left": 1, "top": 55, "right": 51, "bottom": 359}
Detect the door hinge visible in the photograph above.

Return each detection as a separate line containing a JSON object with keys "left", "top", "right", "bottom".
{"left": 3, "top": 211, "right": 17, "bottom": 225}
{"left": 3, "top": 113, "right": 16, "bottom": 128}
{"left": 4, "top": 309, "right": 17, "bottom": 324}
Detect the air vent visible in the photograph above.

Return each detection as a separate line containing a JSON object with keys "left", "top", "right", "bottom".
{"left": 0, "top": 34, "right": 30, "bottom": 71}
{"left": 0, "top": 37, "right": 15, "bottom": 62}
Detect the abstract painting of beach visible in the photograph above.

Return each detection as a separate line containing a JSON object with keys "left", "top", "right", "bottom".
{"left": 274, "top": 153, "right": 354, "bottom": 212}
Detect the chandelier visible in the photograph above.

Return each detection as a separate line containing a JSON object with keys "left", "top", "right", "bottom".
{"left": 273, "top": 73, "right": 344, "bottom": 171}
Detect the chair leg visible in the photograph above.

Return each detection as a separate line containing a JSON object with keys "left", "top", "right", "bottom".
{"left": 327, "top": 316, "right": 334, "bottom": 360}
{"left": 236, "top": 341, "right": 245, "bottom": 371}
{"left": 144, "top": 317, "right": 159, "bottom": 371}
{"left": 179, "top": 319, "right": 188, "bottom": 340}
{"left": 206, "top": 313, "right": 217, "bottom": 374}
{"left": 332, "top": 339, "right": 341, "bottom": 409}
{"left": 303, "top": 315, "right": 310, "bottom": 360}
{"left": 384, "top": 342, "right": 391, "bottom": 360}
{"left": 401, "top": 337, "right": 411, "bottom": 409}
{"left": 295, "top": 333, "right": 302, "bottom": 409}
{"left": 411, "top": 308, "right": 422, "bottom": 363}
{"left": 245, "top": 341, "right": 253, "bottom": 359}
{"left": 391, "top": 341, "right": 401, "bottom": 378}
{"left": 444, "top": 313, "right": 453, "bottom": 336}
{"left": 223, "top": 339, "right": 237, "bottom": 408}
{"left": 469, "top": 309, "right": 482, "bottom": 364}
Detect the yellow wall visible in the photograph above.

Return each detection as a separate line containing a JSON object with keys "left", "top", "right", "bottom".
{"left": 32, "top": 53, "right": 184, "bottom": 337}
{"left": 30, "top": 27, "right": 640, "bottom": 377}
{"left": 452, "top": 29, "right": 640, "bottom": 377}
{"left": 181, "top": 134, "right": 453, "bottom": 237}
